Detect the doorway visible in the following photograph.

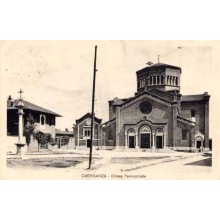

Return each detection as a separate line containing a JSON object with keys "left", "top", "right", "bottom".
{"left": 140, "top": 133, "right": 151, "bottom": 148}
{"left": 156, "top": 136, "right": 163, "bottom": 148}
{"left": 196, "top": 140, "right": 202, "bottom": 148}
{"left": 129, "top": 136, "right": 135, "bottom": 148}
{"left": 155, "top": 128, "right": 164, "bottom": 149}
{"left": 127, "top": 128, "right": 136, "bottom": 148}
{"left": 195, "top": 136, "right": 203, "bottom": 149}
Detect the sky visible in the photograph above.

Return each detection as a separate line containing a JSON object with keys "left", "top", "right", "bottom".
{"left": 0, "top": 41, "right": 218, "bottom": 139}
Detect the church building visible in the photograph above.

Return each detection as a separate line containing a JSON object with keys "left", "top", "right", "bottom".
{"left": 74, "top": 113, "right": 102, "bottom": 147}
{"left": 101, "top": 63, "right": 210, "bottom": 152}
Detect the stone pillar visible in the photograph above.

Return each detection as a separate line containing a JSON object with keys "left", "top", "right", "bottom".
{"left": 125, "top": 133, "right": 128, "bottom": 148}
{"left": 172, "top": 104, "right": 178, "bottom": 148}
{"left": 15, "top": 100, "right": 26, "bottom": 155}
{"left": 163, "top": 133, "right": 166, "bottom": 148}
{"left": 152, "top": 133, "right": 155, "bottom": 149}
{"left": 204, "top": 93, "right": 210, "bottom": 151}
{"left": 115, "top": 107, "right": 121, "bottom": 147}
{"left": 135, "top": 134, "right": 139, "bottom": 149}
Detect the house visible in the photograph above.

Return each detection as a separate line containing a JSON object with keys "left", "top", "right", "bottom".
{"left": 55, "top": 128, "right": 75, "bottom": 149}
{"left": 7, "top": 95, "right": 62, "bottom": 152}
{"left": 101, "top": 62, "right": 210, "bottom": 152}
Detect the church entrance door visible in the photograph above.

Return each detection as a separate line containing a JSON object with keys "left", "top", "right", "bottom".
{"left": 129, "top": 136, "right": 135, "bottom": 148}
{"left": 155, "top": 128, "right": 164, "bottom": 149}
{"left": 140, "top": 126, "right": 151, "bottom": 148}
{"left": 140, "top": 133, "right": 151, "bottom": 148}
{"left": 156, "top": 136, "right": 163, "bottom": 148}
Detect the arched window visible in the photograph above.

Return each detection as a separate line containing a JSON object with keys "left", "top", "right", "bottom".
{"left": 157, "top": 76, "right": 159, "bottom": 85}
{"left": 167, "top": 76, "right": 169, "bottom": 84}
{"left": 182, "top": 130, "right": 187, "bottom": 140}
{"left": 161, "top": 75, "right": 164, "bottom": 84}
{"left": 176, "top": 77, "right": 178, "bottom": 86}
{"left": 169, "top": 76, "right": 172, "bottom": 85}
{"left": 172, "top": 77, "right": 175, "bottom": 85}
{"left": 153, "top": 76, "right": 156, "bottom": 85}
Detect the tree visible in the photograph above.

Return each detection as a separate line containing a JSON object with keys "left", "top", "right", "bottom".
{"left": 24, "top": 114, "right": 36, "bottom": 147}
{"left": 34, "top": 131, "right": 52, "bottom": 151}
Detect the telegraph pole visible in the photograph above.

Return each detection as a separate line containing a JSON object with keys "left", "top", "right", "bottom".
{"left": 88, "top": 46, "right": 97, "bottom": 169}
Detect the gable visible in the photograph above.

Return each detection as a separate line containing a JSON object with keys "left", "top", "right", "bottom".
{"left": 76, "top": 112, "right": 102, "bottom": 124}
{"left": 121, "top": 92, "right": 172, "bottom": 111}
{"left": 120, "top": 95, "right": 172, "bottom": 125}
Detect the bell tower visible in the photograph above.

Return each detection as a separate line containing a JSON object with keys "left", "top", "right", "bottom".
{"left": 136, "top": 62, "right": 181, "bottom": 95}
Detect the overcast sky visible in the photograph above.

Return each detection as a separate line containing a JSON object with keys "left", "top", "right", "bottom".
{"left": 1, "top": 41, "right": 218, "bottom": 138}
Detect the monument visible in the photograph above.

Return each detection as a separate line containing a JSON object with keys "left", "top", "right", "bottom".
{"left": 15, "top": 89, "right": 26, "bottom": 155}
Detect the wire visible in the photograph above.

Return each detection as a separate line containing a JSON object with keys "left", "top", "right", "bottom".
{"left": 113, "top": 46, "right": 184, "bottom": 70}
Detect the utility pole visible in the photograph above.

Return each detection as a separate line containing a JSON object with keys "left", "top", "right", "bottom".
{"left": 88, "top": 46, "right": 97, "bottom": 169}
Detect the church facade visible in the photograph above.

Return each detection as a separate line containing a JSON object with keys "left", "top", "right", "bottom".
{"left": 101, "top": 63, "right": 210, "bottom": 152}
{"left": 74, "top": 113, "right": 102, "bottom": 147}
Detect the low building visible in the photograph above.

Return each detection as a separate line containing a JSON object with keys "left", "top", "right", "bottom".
{"left": 74, "top": 113, "right": 102, "bottom": 147}
{"left": 7, "top": 95, "right": 62, "bottom": 152}
{"left": 55, "top": 128, "right": 75, "bottom": 149}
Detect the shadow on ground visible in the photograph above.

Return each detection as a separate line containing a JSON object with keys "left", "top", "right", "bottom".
{"left": 184, "top": 157, "right": 212, "bottom": 167}
{"left": 7, "top": 157, "right": 99, "bottom": 169}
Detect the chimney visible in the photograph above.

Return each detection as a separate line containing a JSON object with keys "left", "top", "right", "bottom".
{"left": 7, "top": 95, "right": 14, "bottom": 107}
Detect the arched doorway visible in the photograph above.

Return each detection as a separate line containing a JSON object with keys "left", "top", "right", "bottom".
{"left": 140, "top": 126, "right": 151, "bottom": 148}
{"left": 128, "top": 128, "right": 135, "bottom": 148}
{"left": 155, "top": 128, "right": 164, "bottom": 148}
{"left": 195, "top": 136, "right": 204, "bottom": 149}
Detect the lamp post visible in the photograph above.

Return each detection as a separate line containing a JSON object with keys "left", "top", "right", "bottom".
{"left": 15, "top": 89, "right": 26, "bottom": 155}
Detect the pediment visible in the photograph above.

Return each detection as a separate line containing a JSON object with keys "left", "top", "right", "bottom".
{"left": 121, "top": 92, "right": 172, "bottom": 110}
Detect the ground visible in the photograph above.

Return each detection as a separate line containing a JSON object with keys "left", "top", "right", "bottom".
{"left": 5, "top": 148, "right": 212, "bottom": 180}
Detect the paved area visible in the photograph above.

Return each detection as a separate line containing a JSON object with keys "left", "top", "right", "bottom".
{"left": 5, "top": 149, "right": 213, "bottom": 180}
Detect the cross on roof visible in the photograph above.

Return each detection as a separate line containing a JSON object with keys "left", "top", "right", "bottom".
{"left": 18, "top": 89, "right": 24, "bottom": 101}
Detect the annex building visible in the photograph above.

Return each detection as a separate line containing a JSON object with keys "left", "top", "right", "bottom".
{"left": 101, "top": 62, "right": 210, "bottom": 152}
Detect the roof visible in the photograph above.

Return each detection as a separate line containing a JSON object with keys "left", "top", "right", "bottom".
{"left": 181, "top": 93, "right": 210, "bottom": 102}
{"left": 109, "top": 89, "right": 177, "bottom": 110}
{"left": 108, "top": 97, "right": 132, "bottom": 106}
{"left": 136, "top": 62, "right": 181, "bottom": 75}
{"left": 101, "top": 118, "right": 116, "bottom": 127}
{"left": 75, "top": 112, "right": 102, "bottom": 124}
{"left": 177, "top": 115, "right": 196, "bottom": 126}
{"left": 7, "top": 99, "right": 62, "bottom": 117}
{"left": 55, "top": 128, "right": 73, "bottom": 136}
{"left": 148, "top": 89, "right": 176, "bottom": 102}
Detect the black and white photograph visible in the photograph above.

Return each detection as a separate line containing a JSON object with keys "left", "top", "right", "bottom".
{"left": 0, "top": 40, "right": 218, "bottom": 179}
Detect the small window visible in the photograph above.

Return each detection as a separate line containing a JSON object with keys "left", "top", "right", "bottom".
{"left": 137, "top": 81, "right": 140, "bottom": 88}
{"left": 84, "top": 128, "right": 91, "bottom": 137}
{"left": 191, "top": 110, "right": 196, "bottom": 117}
{"left": 182, "top": 130, "right": 187, "bottom": 140}
{"left": 41, "top": 115, "right": 45, "bottom": 125}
